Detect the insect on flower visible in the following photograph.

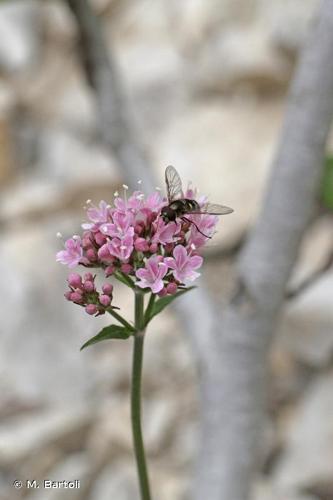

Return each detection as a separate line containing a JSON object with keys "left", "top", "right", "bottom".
{"left": 161, "top": 165, "right": 234, "bottom": 238}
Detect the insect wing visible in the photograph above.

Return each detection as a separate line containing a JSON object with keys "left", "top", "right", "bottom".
{"left": 165, "top": 165, "right": 184, "bottom": 202}
{"left": 191, "top": 202, "right": 234, "bottom": 215}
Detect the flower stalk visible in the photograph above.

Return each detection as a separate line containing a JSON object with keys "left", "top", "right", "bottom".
{"left": 131, "top": 291, "right": 151, "bottom": 500}
{"left": 56, "top": 169, "right": 230, "bottom": 498}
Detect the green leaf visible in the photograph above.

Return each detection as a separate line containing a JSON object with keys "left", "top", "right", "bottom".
{"left": 80, "top": 324, "right": 134, "bottom": 351}
{"left": 144, "top": 286, "right": 196, "bottom": 326}
{"left": 321, "top": 156, "right": 333, "bottom": 210}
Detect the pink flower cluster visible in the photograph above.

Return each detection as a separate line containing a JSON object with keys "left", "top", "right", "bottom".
{"left": 65, "top": 272, "right": 113, "bottom": 316}
{"left": 56, "top": 186, "right": 218, "bottom": 312}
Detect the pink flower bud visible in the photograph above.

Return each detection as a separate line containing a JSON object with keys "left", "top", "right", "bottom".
{"left": 102, "top": 283, "right": 113, "bottom": 295}
{"left": 64, "top": 291, "right": 72, "bottom": 301}
{"left": 82, "top": 232, "right": 93, "bottom": 249}
{"left": 86, "top": 248, "right": 97, "bottom": 262}
{"left": 158, "top": 287, "right": 167, "bottom": 297}
{"left": 85, "top": 304, "right": 98, "bottom": 315}
{"left": 68, "top": 273, "right": 82, "bottom": 288}
{"left": 94, "top": 231, "right": 107, "bottom": 246}
{"left": 134, "top": 222, "right": 145, "bottom": 235}
{"left": 166, "top": 282, "right": 178, "bottom": 295}
{"left": 149, "top": 243, "right": 158, "bottom": 254}
{"left": 134, "top": 238, "right": 149, "bottom": 252}
{"left": 83, "top": 280, "right": 95, "bottom": 292}
{"left": 121, "top": 263, "right": 133, "bottom": 274}
{"left": 105, "top": 265, "right": 115, "bottom": 277}
{"left": 70, "top": 291, "right": 84, "bottom": 303}
{"left": 84, "top": 272, "right": 94, "bottom": 282}
{"left": 99, "top": 294, "right": 111, "bottom": 307}
{"left": 98, "top": 244, "right": 112, "bottom": 260}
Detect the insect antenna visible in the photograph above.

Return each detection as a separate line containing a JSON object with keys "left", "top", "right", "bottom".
{"left": 181, "top": 217, "right": 212, "bottom": 239}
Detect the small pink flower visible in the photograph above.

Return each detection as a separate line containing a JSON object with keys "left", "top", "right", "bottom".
{"left": 56, "top": 237, "right": 83, "bottom": 268}
{"left": 100, "top": 211, "right": 134, "bottom": 239}
{"left": 134, "top": 237, "right": 149, "bottom": 252}
{"left": 152, "top": 219, "right": 179, "bottom": 245}
{"left": 107, "top": 234, "right": 134, "bottom": 261}
{"left": 135, "top": 255, "right": 168, "bottom": 293}
{"left": 144, "top": 192, "right": 165, "bottom": 212}
{"left": 82, "top": 200, "right": 111, "bottom": 231}
{"left": 114, "top": 191, "right": 144, "bottom": 213}
{"left": 187, "top": 214, "right": 218, "bottom": 249}
{"left": 165, "top": 245, "right": 203, "bottom": 283}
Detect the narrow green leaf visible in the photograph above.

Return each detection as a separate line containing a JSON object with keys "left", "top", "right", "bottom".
{"left": 80, "top": 324, "right": 133, "bottom": 351}
{"left": 321, "top": 156, "right": 333, "bottom": 210}
{"left": 114, "top": 271, "right": 136, "bottom": 289}
{"left": 145, "top": 286, "right": 196, "bottom": 326}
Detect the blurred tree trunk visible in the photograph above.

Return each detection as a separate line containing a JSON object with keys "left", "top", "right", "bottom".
{"left": 66, "top": 1, "right": 333, "bottom": 500}
{"left": 193, "top": 2, "right": 333, "bottom": 499}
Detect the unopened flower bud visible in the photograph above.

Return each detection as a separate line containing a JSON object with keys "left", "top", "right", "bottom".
{"left": 102, "top": 283, "right": 113, "bottom": 295}
{"left": 105, "top": 265, "right": 115, "bottom": 277}
{"left": 134, "top": 223, "right": 144, "bottom": 235}
{"left": 84, "top": 272, "right": 94, "bottom": 282}
{"left": 121, "top": 263, "right": 133, "bottom": 274}
{"left": 82, "top": 232, "right": 93, "bottom": 249}
{"left": 83, "top": 280, "right": 95, "bottom": 292}
{"left": 85, "top": 304, "right": 98, "bottom": 315}
{"left": 99, "top": 294, "right": 111, "bottom": 307}
{"left": 149, "top": 243, "right": 158, "bottom": 253}
{"left": 158, "top": 287, "right": 167, "bottom": 297}
{"left": 71, "top": 291, "right": 84, "bottom": 303}
{"left": 86, "top": 248, "right": 97, "bottom": 262}
{"left": 94, "top": 232, "right": 107, "bottom": 246}
{"left": 68, "top": 273, "right": 82, "bottom": 288}
{"left": 64, "top": 291, "right": 72, "bottom": 301}
{"left": 98, "top": 245, "right": 111, "bottom": 260}
{"left": 166, "top": 282, "right": 178, "bottom": 295}
{"left": 134, "top": 238, "right": 149, "bottom": 252}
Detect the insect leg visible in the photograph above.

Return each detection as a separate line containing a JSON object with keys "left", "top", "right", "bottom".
{"left": 181, "top": 217, "right": 211, "bottom": 239}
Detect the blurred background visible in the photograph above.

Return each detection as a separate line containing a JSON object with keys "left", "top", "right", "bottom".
{"left": 1, "top": 1, "right": 333, "bottom": 499}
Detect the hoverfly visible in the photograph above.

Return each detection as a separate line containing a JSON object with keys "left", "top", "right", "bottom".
{"left": 161, "top": 165, "right": 233, "bottom": 239}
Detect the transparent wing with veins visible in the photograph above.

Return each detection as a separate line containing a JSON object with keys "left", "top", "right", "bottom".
{"left": 189, "top": 202, "right": 234, "bottom": 215}
{"left": 165, "top": 165, "right": 184, "bottom": 202}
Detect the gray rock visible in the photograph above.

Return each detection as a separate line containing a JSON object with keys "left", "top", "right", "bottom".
{"left": 279, "top": 271, "right": 333, "bottom": 368}
{"left": 272, "top": 372, "right": 333, "bottom": 493}
{"left": 0, "top": 1, "right": 41, "bottom": 73}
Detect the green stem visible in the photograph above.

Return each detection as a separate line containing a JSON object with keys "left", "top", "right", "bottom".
{"left": 144, "top": 293, "right": 156, "bottom": 326}
{"left": 131, "top": 292, "right": 152, "bottom": 500}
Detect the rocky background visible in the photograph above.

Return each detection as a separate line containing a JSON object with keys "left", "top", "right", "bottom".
{"left": 1, "top": 1, "right": 333, "bottom": 499}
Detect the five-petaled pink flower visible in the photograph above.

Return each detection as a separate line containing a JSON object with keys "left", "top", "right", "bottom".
{"left": 152, "top": 219, "right": 179, "bottom": 245}
{"left": 56, "top": 236, "right": 83, "bottom": 268}
{"left": 107, "top": 234, "right": 134, "bottom": 262}
{"left": 135, "top": 255, "right": 168, "bottom": 293}
{"left": 82, "top": 200, "right": 111, "bottom": 231}
{"left": 165, "top": 245, "right": 203, "bottom": 283}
